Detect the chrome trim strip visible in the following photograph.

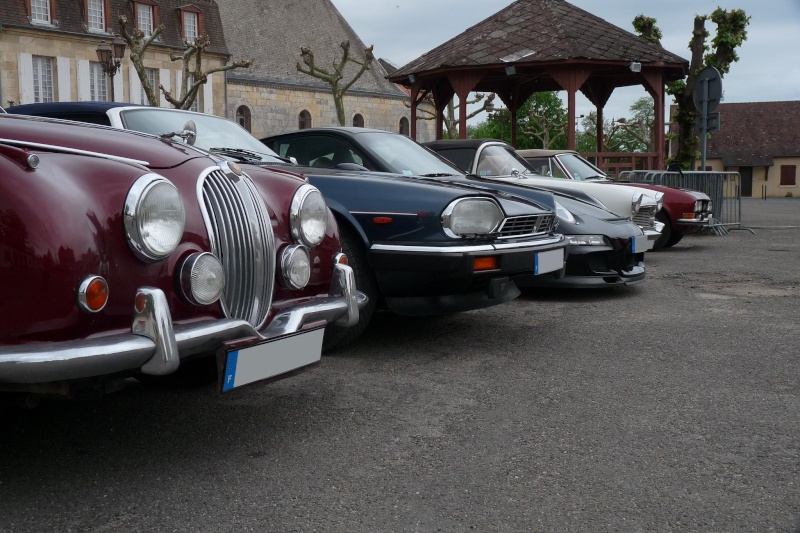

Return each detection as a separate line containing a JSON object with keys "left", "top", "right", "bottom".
{"left": 0, "top": 269, "right": 365, "bottom": 384}
{"left": 349, "top": 211, "right": 420, "bottom": 216}
{"left": 0, "top": 137, "right": 150, "bottom": 168}
{"left": 370, "top": 234, "right": 564, "bottom": 254}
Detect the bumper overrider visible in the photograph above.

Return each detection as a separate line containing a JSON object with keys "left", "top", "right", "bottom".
{"left": 0, "top": 263, "right": 365, "bottom": 386}
{"left": 369, "top": 234, "right": 566, "bottom": 315}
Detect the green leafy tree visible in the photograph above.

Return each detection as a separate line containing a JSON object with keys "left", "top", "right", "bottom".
{"left": 576, "top": 97, "right": 655, "bottom": 154}
{"left": 633, "top": 9, "right": 750, "bottom": 168}
{"left": 411, "top": 93, "right": 496, "bottom": 138}
{"left": 467, "top": 92, "right": 568, "bottom": 149}
{"left": 118, "top": 14, "right": 251, "bottom": 109}
{"left": 296, "top": 40, "right": 374, "bottom": 126}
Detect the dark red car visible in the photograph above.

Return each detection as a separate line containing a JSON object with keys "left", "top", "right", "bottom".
{"left": 0, "top": 113, "right": 362, "bottom": 400}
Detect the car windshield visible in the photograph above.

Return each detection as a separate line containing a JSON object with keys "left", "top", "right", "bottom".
{"left": 557, "top": 153, "right": 608, "bottom": 181}
{"left": 120, "top": 108, "right": 286, "bottom": 164}
{"left": 476, "top": 145, "right": 535, "bottom": 177}
{"left": 355, "top": 132, "right": 463, "bottom": 176}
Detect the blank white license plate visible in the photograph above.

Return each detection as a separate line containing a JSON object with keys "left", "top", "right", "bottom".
{"left": 632, "top": 235, "right": 651, "bottom": 253}
{"left": 221, "top": 327, "right": 324, "bottom": 392}
{"left": 534, "top": 248, "right": 564, "bottom": 275}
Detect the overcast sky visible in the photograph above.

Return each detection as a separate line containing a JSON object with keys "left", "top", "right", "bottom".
{"left": 329, "top": 0, "right": 800, "bottom": 122}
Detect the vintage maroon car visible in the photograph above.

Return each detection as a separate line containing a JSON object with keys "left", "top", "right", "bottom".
{"left": 518, "top": 149, "right": 714, "bottom": 249}
{"left": 0, "top": 113, "right": 363, "bottom": 400}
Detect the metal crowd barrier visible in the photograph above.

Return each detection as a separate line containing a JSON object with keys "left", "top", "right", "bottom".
{"left": 618, "top": 170, "right": 754, "bottom": 234}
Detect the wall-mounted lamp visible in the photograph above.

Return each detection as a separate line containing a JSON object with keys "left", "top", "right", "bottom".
{"left": 408, "top": 74, "right": 417, "bottom": 84}
{"left": 96, "top": 35, "right": 126, "bottom": 101}
{"left": 629, "top": 61, "right": 642, "bottom": 73}
{"left": 504, "top": 65, "right": 516, "bottom": 76}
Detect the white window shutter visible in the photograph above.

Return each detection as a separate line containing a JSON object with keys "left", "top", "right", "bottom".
{"left": 159, "top": 68, "right": 171, "bottom": 107}
{"left": 113, "top": 71, "right": 124, "bottom": 102}
{"left": 76, "top": 60, "right": 91, "bottom": 101}
{"left": 56, "top": 57, "right": 71, "bottom": 101}
{"left": 17, "top": 53, "right": 34, "bottom": 104}
{"left": 129, "top": 65, "right": 142, "bottom": 104}
{"left": 203, "top": 73, "right": 213, "bottom": 114}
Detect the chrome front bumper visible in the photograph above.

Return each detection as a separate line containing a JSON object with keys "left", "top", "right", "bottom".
{"left": 0, "top": 263, "right": 365, "bottom": 385}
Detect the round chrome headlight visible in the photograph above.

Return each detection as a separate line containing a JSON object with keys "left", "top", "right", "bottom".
{"left": 442, "top": 197, "right": 503, "bottom": 238}
{"left": 280, "top": 244, "right": 311, "bottom": 290}
{"left": 631, "top": 192, "right": 644, "bottom": 215}
{"left": 124, "top": 174, "right": 185, "bottom": 262}
{"left": 179, "top": 252, "right": 225, "bottom": 306}
{"left": 290, "top": 184, "right": 328, "bottom": 247}
{"left": 655, "top": 192, "right": 665, "bottom": 212}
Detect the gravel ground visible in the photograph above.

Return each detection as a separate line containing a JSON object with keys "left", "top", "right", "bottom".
{"left": 1, "top": 198, "right": 798, "bottom": 533}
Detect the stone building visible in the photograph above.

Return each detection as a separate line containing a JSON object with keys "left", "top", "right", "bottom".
{"left": 0, "top": 0, "right": 231, "bottom": 113}
{"left": 217, "top": 0, "right": 434, "bottom": 141}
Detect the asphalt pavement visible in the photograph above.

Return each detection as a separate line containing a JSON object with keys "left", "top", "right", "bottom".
{"left": 1, "top": 198, "right": 798, "bottom": 532}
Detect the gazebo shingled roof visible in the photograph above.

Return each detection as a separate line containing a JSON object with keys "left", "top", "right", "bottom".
{"left": 387, "top": 0, "right": 689, "bottom": 169}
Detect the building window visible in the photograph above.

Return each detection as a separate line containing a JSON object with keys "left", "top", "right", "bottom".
{"left": 299, "top": 110, "right": 312, "bottom": 130}
{"left": 30, "top": 0, "right": 52, "bottom": 24}
{"left": 353, "top": 113, "right": 364, "bottom": 128}
{"left": 399, "top": 117, "right": 409, "bottom": 136}
{"left": 183, "top": 11, "right": 199, "bottom": 42}
{"left": 32, "top": 56, "right": 54, "bottom": 103}
{"left": 87, "top": 0, "right": 106, "bottom": 32}
{"left": 89, "top": 62, "right": 108, "bottom": 101}
{"left": 141, "top": 67, "right": 157, "bottom": 105}
{"left": 780, "top": 165, "right": 797, "bottom": 186}
{"left": 135, "top": 3, "right": 155, "bottom": 36}
{"left": 236, "top": 106, "right": 252, "bottom": 131}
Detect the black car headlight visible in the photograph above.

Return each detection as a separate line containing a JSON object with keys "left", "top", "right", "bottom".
{"left": 124, "top": 173, "right": 185, "bottom": 262}
{"left": 290, "top": 184, "right": 328, "bottom": 247}
{"left": 442, "top": 197, "right": 503, "bottom": 238}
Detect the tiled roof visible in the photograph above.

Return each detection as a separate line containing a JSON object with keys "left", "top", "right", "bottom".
{"left": 1, "top": 0, "right": 228, "bottom": 55}
{"left": 217, "top": 0, "right": 405, "bottom": 97}
{"left": 390, "top": 0, "right": 687, "bottom": 78}
{"left": 705, "top": 101, "right": 800, "bottom": 167}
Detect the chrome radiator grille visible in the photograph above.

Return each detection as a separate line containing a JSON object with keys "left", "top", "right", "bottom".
{"left": 200, "top": 169, "right": 275, "bottom": 329}
{"left": 632, "top": 205, "right": 657, "bottom": 230}
{"left": 497, "top": 214, "right": 554, "bottom": 238}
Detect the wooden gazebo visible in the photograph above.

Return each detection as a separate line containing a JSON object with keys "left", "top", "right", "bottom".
{"left": 387, "top": 0, "right": 688, "bottom": 170}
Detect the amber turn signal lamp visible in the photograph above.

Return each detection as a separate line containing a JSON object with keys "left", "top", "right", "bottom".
{"left": 334, "top": 252, "right": 349, "bottom": 265}
{"left": 682, "top": 213, "right": 697, "bottom": 219}
{"left": 473, "top": 256, "right": 498, "bottom": 271}
{"left": 77, "top": 275, "right": 109, "bottom": 313}
{"left": 134, "top": 291, "right": 148, "bottom": 313}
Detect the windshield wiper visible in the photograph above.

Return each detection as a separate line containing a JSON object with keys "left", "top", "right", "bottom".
{"left": 209, "top": 147, "right": 292, "bottom": 165}
{"left": 420, "top": 172, "right": 457, "bottom": 177}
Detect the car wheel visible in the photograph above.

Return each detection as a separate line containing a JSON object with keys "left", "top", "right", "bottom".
{"left": 322, "top": 224, "right": 379, "bottom": 353}
{"left": 665, "top": 231, "right": 684, "bottom": 247}
{"left": 653, "top": 210, "right": 672, "bottom": 250}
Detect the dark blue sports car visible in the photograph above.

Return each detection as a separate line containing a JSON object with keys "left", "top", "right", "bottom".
{"left": 261, "top": 127, "right": 653, "bottom": 290}
{"left": 7, "top": 103, "right": 568, "bottom": 349}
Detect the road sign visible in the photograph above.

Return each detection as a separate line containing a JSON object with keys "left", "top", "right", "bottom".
{"left": 695, "top": 112, "right": 721, "bottom": 133}
{"left": 693, "top": 66, "right": 723, "bottom": 113}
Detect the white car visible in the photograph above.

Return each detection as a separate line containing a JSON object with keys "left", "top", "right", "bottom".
{"left": 423, "top": 139, "right": 664, "bottom": 242}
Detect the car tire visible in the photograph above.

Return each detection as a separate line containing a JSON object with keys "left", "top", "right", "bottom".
{"left": 665, "top": 230, "right": 684, "bottom": 248}
{"left": 653, "top": 210, "right": 672, "bottom": 250}
{"left": 322, "top": 224, "right": 378, "bottom": 353}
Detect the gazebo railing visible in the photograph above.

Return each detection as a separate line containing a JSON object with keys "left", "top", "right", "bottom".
{"left": 580, "top": 152, "right": 659, "bottom": 178}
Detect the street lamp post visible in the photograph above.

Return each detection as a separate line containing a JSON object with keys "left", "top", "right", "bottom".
{"left": 95, "top": 35, "right": 126, "bottom": 102}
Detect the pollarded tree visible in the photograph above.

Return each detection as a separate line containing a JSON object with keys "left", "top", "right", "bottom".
{"left": 296, "top": 41, "right": 373, "bottom": 126}
{"left": 118, "top": 14, "right": 252, "bottom": 109}
{"left": 411, "top": 92, "right": 496, "bottom": 138}
{"left": 633, "top": 9, "right": 750, "bottom": 169}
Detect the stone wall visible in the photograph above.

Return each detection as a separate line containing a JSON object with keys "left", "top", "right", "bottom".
{"left": 226, "top": 80, "right": 437, "bottom": 142}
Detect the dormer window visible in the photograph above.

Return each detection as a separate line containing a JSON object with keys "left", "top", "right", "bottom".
{"left": 133, "top": 0, "right": 158, "bottom": 36}
{"left": 29, "top": 0, "right": 53, "bottom": 25}
{"left": 179, "top": 5, "right": 202, "bottom": 43}
{"left": 86, "top": 0, "right": 107, "bottom": 32}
